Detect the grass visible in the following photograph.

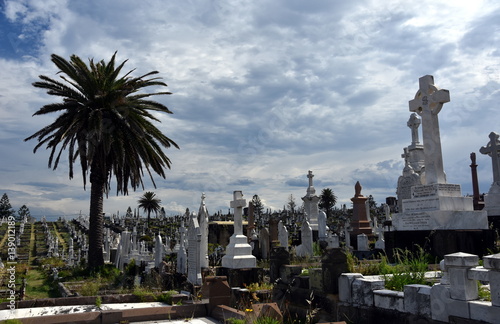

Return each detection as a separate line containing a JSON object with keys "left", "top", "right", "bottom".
{"left": 346, "top": 246, "right": 433, "bottom": 291}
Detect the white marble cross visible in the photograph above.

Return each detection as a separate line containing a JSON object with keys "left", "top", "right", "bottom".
{"left": 407, "top": 113, "right": 421, "bottom": 146}
{"left": 230, "top": 191, "right": 246, "bottom": 235}
{"left": 409, "top": 75, "right": 450, "bottom": 184}
{"left": 480, "top": 131, "right": 500, "bottom": 184}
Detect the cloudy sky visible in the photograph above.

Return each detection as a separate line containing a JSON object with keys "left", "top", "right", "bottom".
{"left": 1, "top": 0, "right": 500, "bottom": 220}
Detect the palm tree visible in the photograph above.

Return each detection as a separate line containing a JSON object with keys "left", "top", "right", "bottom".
{"left": 25, "top": 53, "right": 179, "bottom": 269}
{"left": 137, "top": 191, "right": 161, "bottom": 227}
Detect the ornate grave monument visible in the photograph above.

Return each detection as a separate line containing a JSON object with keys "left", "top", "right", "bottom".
{"left": 302, "top": 170, "right": 320, "bottom": 231}
{"left": 480, "top": 132, "right": 500, "bottom": 222}
{"left": 389, "top": 75, "right": 491, "bottom": 258}
{"left": 221, "top": 191, "right": 257, "bottom": 269}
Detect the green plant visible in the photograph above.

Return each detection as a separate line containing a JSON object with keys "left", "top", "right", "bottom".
{"left": 383, "top": 247, "right": 430, "bottom": 291}
{"left": 478, "top": 282, "right": 491, "bottom": 301}
{"left": 2, "top": 319, "right": 24, "bottom": 324}
{"left": 95, "top": 296, "right": 102, "bottom": 308}
{"left": 226, "top": 318, "right": 245, "bottom": 324}
{"left": 132, "top": 287, "right": 155, "bottom": 302}
{"left": 255, "top": 316, "right": 281, "bottom": 324}
{"left": 78, "top": 279, "right": 101, "bottom": 296}
{"left": 156, "top": 290, "right": 178, "bottom": 304}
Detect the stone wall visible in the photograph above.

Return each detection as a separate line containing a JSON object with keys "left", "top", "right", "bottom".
{"left": 338, "top": 252, "right": 500, "bottom": 324}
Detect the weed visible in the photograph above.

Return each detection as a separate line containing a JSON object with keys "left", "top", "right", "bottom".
{"left": 95, "top": 296, "right": 102, "bottom": 308}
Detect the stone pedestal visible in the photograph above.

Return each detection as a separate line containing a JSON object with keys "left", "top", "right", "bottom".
{"left": 485, "top": 182, "right": 500, "bottom": 217}
{"left": 222, "top": 234, "right": 257, "bottom": 269}
{"left": 393, "top": 183, "right": 488, "bottom": 231}
{"left": 350, "top": 182, "right": 372, "bottom": 244}
{"left": 221, "top": 191, "right": 256, "bottom": 269}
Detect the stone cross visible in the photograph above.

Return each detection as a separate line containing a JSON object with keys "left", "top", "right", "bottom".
{"left": 480, "top": 131, "right": 500, "bottom": 184}
{"left": 230, "top": 191, "right": 246, "bottom": 235}
{"left": 409, "top": 75, "right": 450, "bottom": 184}
{"left": 407, "top": 113, "right": 421, "bottom": 146}
{"left": 401, "top": 147, "right": 410, "bottom": 166}
{"left": 306, "top": 170, "right": 316, "bottom": 195}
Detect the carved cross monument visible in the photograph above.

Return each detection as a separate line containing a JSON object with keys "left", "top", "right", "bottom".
{"left": 409, "top": 75, "right": 450, "bottom": 184}
{"left": 480, "top": 132, "right": 500, "bottom": 184}
{"left": 230, "top": 191, "right": 246, "bottom": 235}
{"left": 407, "top": 113, "right": 421, "bottom": 147}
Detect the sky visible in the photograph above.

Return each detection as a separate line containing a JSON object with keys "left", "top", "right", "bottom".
{"left": 1, "top": 0, "right": 500, "bottom": 220}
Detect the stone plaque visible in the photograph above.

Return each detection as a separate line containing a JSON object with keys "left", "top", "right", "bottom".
{"left": 397, "top": 212, "right": 432, "bottom": 230}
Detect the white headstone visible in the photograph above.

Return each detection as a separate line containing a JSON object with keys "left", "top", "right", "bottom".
{"left": 221, "top": 191, "right": 257, "bottom": 269}
{"left": 154, "top": 233, "right": 164, "bottom": 268}
{"left": 329, "top": 233, "right": 340, "bottom": 248}
{"left": 302, "top": 170, "right": 320, "bottom": 231}
{"left": 198, "top": 193, "right": 209, "bottom": 269}
{"left": 480, "top": 132, "right": 500, "bottom": 216}
{"left": 177, "top": 211, "right": 188, "bottom": 274}
{"left": 317, "top": 210, "right": 329, "bottom": 240}
{"left": 357, "top": 233, "right": 369, "bottom": 251}
{"left": 296, "top": 220, "right": 313, "bottom": 257}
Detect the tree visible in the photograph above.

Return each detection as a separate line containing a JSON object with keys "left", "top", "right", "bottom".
{"left": 251, "top": 194, "right": 264, "bottom": 216}
{"left": 286, "top": 194, "right": 296, "bottom": 213}
{"left": 17, "top": 204, "right": 31, "bottom": 221}
{"left": 319, "top": 188, "right": 337, "bottom": 218}
{"left": 25, "top": 53, "right": 179, "bottom": 269}
{"left": 138, "top": 191, "right": 161, "bottom": 227}
{"left": 0, "top": 193, "right": 14, "bottom": 218}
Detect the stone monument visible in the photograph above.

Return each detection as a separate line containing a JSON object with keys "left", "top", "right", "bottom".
{"left": 469, "top": 153, "right": 484, "bottom": 211}
{"left": 222, "top": 191, "right": 257, "bottom": 269}
{"left": 389, "top": 75, "right": 491, "bottom": 258}
{"left": 480, "top": 132, "right": 500, "bottom": 218}
{"left": 302, "top": 170, "right": 320, "bottom": 231}
{"left": 406, "top": 113, "right": 425, "bottom": 173}
{"left": 393, "top": 75, "right": 488, "bottom": 231}
{"left": 350, "top": 181, "right": 372, "bottom": 245}
{"left": 197, "top": 193, "right": 209, "bottom": 269}
{"left": 188, "top": 211, "right": 202, "bottom": 285}
{"left": 396, "top": 147, "right": 422, "bottom": 212}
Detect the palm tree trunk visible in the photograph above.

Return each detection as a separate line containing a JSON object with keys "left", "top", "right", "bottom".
{"left": 88, "top": 169, "right": 105, "bottom": 269}
{"left": 147, "top": 210, "right": 151, "bottom": 228}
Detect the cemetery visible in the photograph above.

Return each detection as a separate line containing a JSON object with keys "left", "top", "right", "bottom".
{"left": 1, "top": 75, "right": 500, "bottom": 323}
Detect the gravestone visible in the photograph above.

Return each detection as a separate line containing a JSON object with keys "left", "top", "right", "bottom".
{"left": 278, "top": 220, "right": 288, "bottom": 248}
{"left": 317, "top": 210, "right": 329, "bottom": 241}
{"left": 397, "top": 148, "right": 422, "bottom": 212}
{"left": 302, "top": 170, "right": 320, "bottom": 231}
{"left": 357, "top": 234, "right": 369, "bottom": 251}
{"left": 198, "top": 193, "right": 209, "bottom": 269}
{"left": 221, "top": 191, "right": 257, "bottom": 269}
{"left": 295, "top": 220, "right": 313, "bottom": 257}
{"left": 154, "top": 233, "right": 164, "bottom": 268}
{"left": 350, "top": 181, "right": 372, "bottom": 245}
{"left": 260, "top": 227, "right": 270, "bottom": 259}
{"left": 392, "top": 75, "right": 488, "bottom": 231}
{"left": 406, "top": 113, "right": 425, "bottom": 173}
{"left": 115, "top": 231, "right": 131, "bottom": 270}
{"left": 187, "top": 211, "right": 202, "bottom": 285}
{"left": 177, "top": 211, "right": 188, "bottom": 274}
{"left": 480, "top": 132, "right": 500, "bottom": 217}
{"left": 388, "top": 75, "right": 491, "bottom": 259}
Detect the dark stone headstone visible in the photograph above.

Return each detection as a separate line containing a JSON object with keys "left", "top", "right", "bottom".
{"left": 270, "top": 246, "right": 290, "bottom": 283}
{"left": 322, "top": 248, "right": 348, "bottom": 294}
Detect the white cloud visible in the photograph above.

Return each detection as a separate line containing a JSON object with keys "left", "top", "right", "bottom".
{"left": 1, "top": 0, "right": 500, "bottom": 218}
